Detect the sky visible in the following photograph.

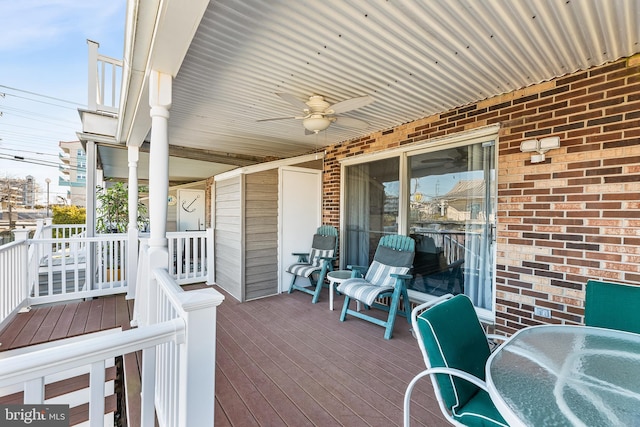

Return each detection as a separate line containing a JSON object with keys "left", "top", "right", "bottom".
{"left": 0, "top": 1, "right": 126, "bottom": 205}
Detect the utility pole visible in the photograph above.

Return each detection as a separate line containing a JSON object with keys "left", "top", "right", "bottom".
{"left": 4, "top": 180, "right": 14, "bottom": 230}
{"left": 45, "top": 178, "right": 51, "bottom": 217}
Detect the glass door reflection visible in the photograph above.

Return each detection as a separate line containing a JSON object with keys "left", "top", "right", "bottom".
{"left": 408, "top": 142, "right": 496, "bottom": 310}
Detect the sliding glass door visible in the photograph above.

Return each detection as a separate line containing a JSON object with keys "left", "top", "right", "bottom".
{"left": 407, "top": 141, "right": 496, "bottom": 311}
{"left": 343, "top": 157, "right": 399, "bottom": 268}
{"left": 342, "top": 136, "right": 497, "bottom": 314}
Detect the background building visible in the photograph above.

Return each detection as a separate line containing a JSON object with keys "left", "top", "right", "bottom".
{"left": 58, "top": 140, "right": 87, "bottom": 207}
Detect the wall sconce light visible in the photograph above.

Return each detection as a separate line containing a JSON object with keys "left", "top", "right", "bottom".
{"left": 520, "top": 136, "right": 561, "bottom": 163}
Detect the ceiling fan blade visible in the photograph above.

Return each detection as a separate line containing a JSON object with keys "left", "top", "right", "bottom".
{"left": 333, "top": 116, "right": 370, "bottom": 130}
{"left": 328, "top": 95, "right": 374, "bottom": 114}
{"left": 256, "top": 116, "right": 298, "bottom": 122}
{"left": 276, "top": 93, "right": 308, "bottom": 110}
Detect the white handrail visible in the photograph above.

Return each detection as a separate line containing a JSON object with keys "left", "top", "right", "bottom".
{"left": 0, "top": 319, "right": 184, "bottom": 388}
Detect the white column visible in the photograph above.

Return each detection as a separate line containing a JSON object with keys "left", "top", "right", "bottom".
{"left": 147, "top": 70, "right": 172, "bottom": 271}
{"left": 127, "top": 145, "right": 140, "bottom": 299}
{"left": 85, "top": 140, "right": 97, "bottom": 290}
{"left": 85, "top": 141, "right": 97, "bottom": 237}
{"left": 206, "top": 227, "right": 215, "bottom": 285}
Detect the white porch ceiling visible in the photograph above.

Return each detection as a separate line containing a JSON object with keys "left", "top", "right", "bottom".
{"left": 109, "top": 0, "right": 640, "bottom": 179}
{"left": 97, "top": 145, "right": 236, "bottom": 183}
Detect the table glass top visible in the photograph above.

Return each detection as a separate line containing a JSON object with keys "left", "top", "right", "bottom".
{"left": 327, "top": 270, "right": 353, "bottom": 280}
{"left": 487, "top": 325, "right": 640, "bottom": 426}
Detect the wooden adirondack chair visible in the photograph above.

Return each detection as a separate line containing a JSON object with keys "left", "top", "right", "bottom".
{"left": 337, "top": 234, "right": 415, "bottom": 339}
{"left": 286, "top": 225, "right": 338, "bottom": 303}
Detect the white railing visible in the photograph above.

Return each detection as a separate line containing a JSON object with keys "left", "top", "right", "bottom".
{"left": 0, "top": 267, "right": 224, "bottom": 427}
{"left": 87, "top": 40, "right": 122, "bottom": 113}
{"left": 28, "top": 234, "right": 128, "bottom": 305}
{"left": 51, "top": 224, "right": 87, "bottom": 239}
{"left": 166, "top": 229, "right": 214, "bottom": 285}
{"left": 1, "top": 225, "right": 214, "bottom": 325}
{"left": 31, "top": 219, "right": 47, "bottom": 241}
{"left": 0, "top": 240, "right": 29, "bottom": 325}
{"left": 152, "top": 268, "right": 222, "bottom": 426}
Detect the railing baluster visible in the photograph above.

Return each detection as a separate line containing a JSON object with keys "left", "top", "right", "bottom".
{"left": 89, "top": 361, "right": 106, "bottom": 427}
{"left": 165, "top": 231, "right": 210, "bottom": 285}
{"left": 140, "top": 346, "right": 157, "bottom": 427}
{"left": 23, "top": 377, "right": 44, "bottom": 404}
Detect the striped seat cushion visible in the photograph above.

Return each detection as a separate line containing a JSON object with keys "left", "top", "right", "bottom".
{"left": 337, "top": 261, "right": 409, "bottom": 306}
{"left": 287, "top": 248, "right": 334, "bottom": 277}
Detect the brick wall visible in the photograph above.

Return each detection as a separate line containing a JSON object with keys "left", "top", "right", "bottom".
{"left": 321, "top": 55, "right": 640, "bottom": 335}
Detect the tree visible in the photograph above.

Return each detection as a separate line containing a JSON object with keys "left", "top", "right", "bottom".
{"left": 52, "top": 205, "right": 86, "bottom": 238}
{"left": 52, "top": 205, "right": 86, "bottom": 225}
{"left": 96, "top": 182, "right": 149, "bottom": 233}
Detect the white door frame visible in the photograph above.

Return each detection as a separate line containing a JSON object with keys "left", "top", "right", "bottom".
{"left": 278, "top": 166, "right": 323, "bottom": 293}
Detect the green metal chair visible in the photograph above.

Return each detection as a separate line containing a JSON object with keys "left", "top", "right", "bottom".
{"left": 338, "top": 234, "right": 415, "bottom": 339}
{"left": 287, "top": 225, "right": 338, "bottom": 303}
{"left": 585, "top": 279, "right": 640, "bottom": 334}
{"left": 404, "top": 294, "right": 507, "bottom": 427}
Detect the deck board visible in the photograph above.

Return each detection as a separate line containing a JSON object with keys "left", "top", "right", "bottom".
{"left": 67, "top": 300, "right": 92, "bottom": 337}
{"left": 49, "top": 301, "right": 80, "bottom": 341}
{"left": 9, "top": 306, "right": 51, "bottom": 348}
{"left": 0, "top": 311, "right": 31, "bottom": 350}
{"left": 101, "top": 295, "right": 117, "bottom": 329}
{"left": 30, "top": 303, "right": 66, "bottom": 345}
{"left": 83, "top": 299, "right": 105, "bottom": 334}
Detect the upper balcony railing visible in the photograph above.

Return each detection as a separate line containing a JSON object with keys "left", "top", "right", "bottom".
{"left": 87, "top": 40, "right": 122, "bottom": 114}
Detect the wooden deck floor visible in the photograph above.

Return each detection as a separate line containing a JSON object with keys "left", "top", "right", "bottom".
{"left": 0, "top": 295, "right": 133, "bottom": 351}
{"left": 0, "top": 287, "right": 446, "bottom": 426}
{"left": 211, "top": 287, "right": 446, "bottom": 427}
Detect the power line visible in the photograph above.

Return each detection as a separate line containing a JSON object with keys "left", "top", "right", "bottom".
{"left": 0, "top": 105, "right": 79, "bottom": 126}
{"left": 0, "top": 154, "right": 60, "bottom": 168}
{"left": 0, "top": 121, "right": 75, "bottom": 133}
{"left": 0, "top": 154, "right": 86, "bottom": 173}
{"left": 0, "top": 92, "right": 79, "bottom": 111}
{"left": 0, "top": 110, "right": 80, "bottom": 130}
{"left": 0, "top": 85, "right": 82, "bottom": 107}
{"left": 0, "top": 147, "right": 59, "bottom": 157}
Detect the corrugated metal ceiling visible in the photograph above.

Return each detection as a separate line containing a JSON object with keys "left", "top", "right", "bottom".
{"left": 168, "top": 0, "right": 639, "bottom": 161}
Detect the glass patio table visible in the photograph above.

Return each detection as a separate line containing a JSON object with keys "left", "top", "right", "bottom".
{"left": 486, "top": 325, "right": 640, "bottom": 426}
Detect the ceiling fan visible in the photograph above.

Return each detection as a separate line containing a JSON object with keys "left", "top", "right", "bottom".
{"left": 420, "top": 148, "right": 467, "bottom": 169}
{"left": 257, "top": 93, "right": 374, "bottom": 134}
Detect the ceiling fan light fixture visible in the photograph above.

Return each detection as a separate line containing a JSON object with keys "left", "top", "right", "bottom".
{"left": 303, "top": 115, "right": 331, "bottom": 133}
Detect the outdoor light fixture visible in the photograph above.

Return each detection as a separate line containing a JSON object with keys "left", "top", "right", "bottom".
{"left": 303, "top": 115, "right": 331, "bottom": 133}
{"left": 520, "top": 136, "right": 561, "bottom": 163}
